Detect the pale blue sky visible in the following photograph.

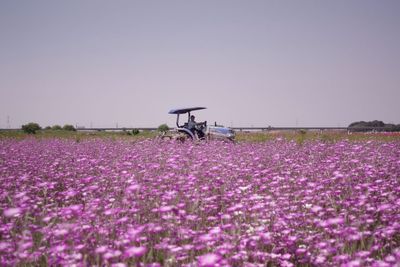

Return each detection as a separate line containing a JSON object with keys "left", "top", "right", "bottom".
{"left": 0, "top": 0, "right": 399, "bottom": 128}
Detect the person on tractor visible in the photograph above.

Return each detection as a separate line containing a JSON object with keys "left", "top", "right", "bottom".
{"left": 188, "top": 115, "right": 205, "bottom": 139}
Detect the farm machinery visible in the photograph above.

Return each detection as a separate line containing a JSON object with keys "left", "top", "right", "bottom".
{"left": 161, "top": 107, "right": 235, "bottom": 142}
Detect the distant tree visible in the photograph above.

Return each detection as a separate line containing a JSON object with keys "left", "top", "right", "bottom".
{"left": 22, "top": 122, "right": 41, "bottom": 134}
{"left": 63, "top": 124, "right": 76, "bottom": 131}
{"left": 52, "top": 125, "right": 62, "bottom": 130}
{"left": 384, "top": 124, "right": 400, "bottom": 132}
{"left": 366, "top": 120, "right": 385, "bottom": 128}
{"left": 348, "top": 120, "right": 400, "bottom": 132}
{"left": 348, "top": 121, "right": 366, "bottom": 128}
{"left": 122, "top": 128, "right": 130, "bottom": 135}
{"left": 131, "top": 129, "right": 140, "bottom": 135}
{"left": 348, "top": 121, "right": 369, "bottom": 132}
{"left": 157, "top": 124, "right": 169, "bottom": 133}
{"left": 44, "top": 126, "right": 51, "bottom": 130}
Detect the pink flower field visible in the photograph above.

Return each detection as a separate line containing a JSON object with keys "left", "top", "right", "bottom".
{"left": 1, "top": 138, "right": 399, "bottom": 266}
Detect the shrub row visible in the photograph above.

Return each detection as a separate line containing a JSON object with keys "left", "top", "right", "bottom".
{"left": 348, "top": 120, "right": 400, "bottom": 132}
{"left": 21, "top": 123, "right": 76, "bottom": 134}
{"left": 21, "top": 123, "right": 170, "bottom": 135}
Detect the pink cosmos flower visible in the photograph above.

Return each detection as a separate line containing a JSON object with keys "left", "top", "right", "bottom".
{"left": 124, "top": 246, "right": 146, "bottom": 258}
{"left": 95, "top": 246, "right": 108, "bottom": 254}
{"left": 103, "top": 250, "right": 122, "bottom": 259}
{"left": 198, "top": 253, "right": 221, "bottom": 266}
{"left": 4, "top": 208, "right": 21, "bottom": 217}
{"left": 159, "top": 205, "right": 173, "bottom": 212}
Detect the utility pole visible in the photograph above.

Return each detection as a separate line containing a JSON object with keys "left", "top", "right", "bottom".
{"left": 7, "top": 115, "right": 10, "bottom": 129}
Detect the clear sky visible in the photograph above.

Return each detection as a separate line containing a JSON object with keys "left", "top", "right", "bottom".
{"left": 1, "top": 0, "right": 399, "bottom": 128}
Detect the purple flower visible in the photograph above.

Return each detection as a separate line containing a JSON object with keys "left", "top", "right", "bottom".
{"left": 198, "top": 253, "right": 221, "bottom": 266}
{"left": 3, "top": 208, "right": 21, "bottom": 217}
{"left": 124, "top": 246, "right": 146, "bottom": 258}
{"left": 0, "top": 137, "right": 399, "bottom": 266}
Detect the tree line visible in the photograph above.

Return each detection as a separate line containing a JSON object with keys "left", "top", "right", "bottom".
{"left": 348, "top": 120, "right": 400, "bottom": 132}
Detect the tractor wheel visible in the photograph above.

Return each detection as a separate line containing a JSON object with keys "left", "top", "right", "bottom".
{"left": 176, "top": 131, "right": 193, "bottom": 143}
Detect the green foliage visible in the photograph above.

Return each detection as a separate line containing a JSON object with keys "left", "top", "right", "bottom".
{"left": 235, "top": 132, "right": 274, "bottom": 142}
{"left": 52, "top": 125, "right": 62, "bottom": 130}
{"left": 157, "top": 124, "right": 169, "bottom": 133}
{"left": 44, "top": 126, "right": 51, "bottom": 130}
{"left": 22, "top": 122, "right": 41, "bottom": 134}
{"left": 63, "top": 124, "right": 76, "bottom": 131}
{"left": 348, "top": 120, "right": 400, "bottom": 132}
{"left": 131, "top": 129, "right": 140, "bottom": 135}
{"left": 295, "top": 131, "right": 307, "bottom": 145}
{"left": 2, "top": 128, "right": 400, "bottom": 142}
{"left": 319, "top": 133, "right": 336, "bottom": 143}
{"left": 298, "top": 129, "right": 307, "bottom": 135}
{"left": 122, "top": 128, "right": 131, "bottom": 135}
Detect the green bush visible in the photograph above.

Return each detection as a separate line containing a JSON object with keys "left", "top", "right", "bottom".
{"left": 52, "top": 125, "right": 62, "bottom": 130}
{"left": 132, "top": 129, "right": 140, "bottom": 135}
{"left": 320, "top": 133, "right": 334, "bottom": 143}
{"left": 157, "top": 124, "right": 169, "bottom": 133}
{"left": 63, "top": 124, "right": 76, "bottom": 131}
{"left": 298, "top": 129, "right": 307, "bottom": 135}
{"left": 348, "top": 120, "right": 400, "bottom": 132}
{"left": 122, "top": 128, "right": 131, "bottom": 135}
{"left": 295, "top": 130, "right": 307, "bottom": 145}
{"left": 44, "top": 126, "right": 51, "bottom": 130}
{"left": 22, "top": 122, "right": 41, "bottom": 134}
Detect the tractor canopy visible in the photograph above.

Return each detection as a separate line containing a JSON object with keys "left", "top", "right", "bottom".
{"left": 168, "top": 107, "right": 206, "bottom": 114}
